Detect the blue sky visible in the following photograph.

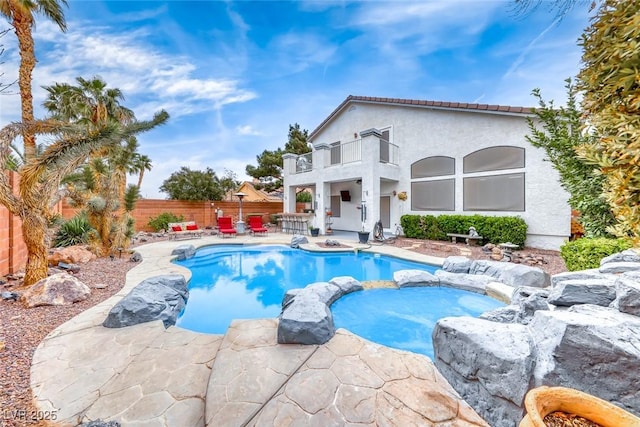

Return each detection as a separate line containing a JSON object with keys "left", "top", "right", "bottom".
{"left": 1, "top": 1, "right": 592, "bottom": 199}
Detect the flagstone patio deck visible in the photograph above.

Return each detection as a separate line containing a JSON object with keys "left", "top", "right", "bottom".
{"left": 30, "top": 234, "right": 489, "bottom": 426}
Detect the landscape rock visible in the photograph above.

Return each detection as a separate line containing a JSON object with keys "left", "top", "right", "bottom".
{"left": 551, "top": 270, "right": 612, "bottom": 287}
{"left": 305, "top": 282, "right": 342, "bottom": 305}
{"left": 433, "top": 317, "right": 534, "bottom": 427}
{"left": 103, "top": 274, "right": 188, "bottom": 328}
{"left": 328, "top": 276, "right": 363, "bottom": 294}
{"left": 601, "top": 249, "right": 640, "bottom": 265}
{"left": 469, "top": 260, "right": 550, "bottom": 288}
{"left": 529, "top": 305, "right": 640, "bottom": 415}
{"left": 290, "top": 235, "right": 308, "bottom": 248}
{"left": 480, "top": 305, "right": 519, "bottom": 323}
{"left": 282, "top": 288, "right": 303, "bottom": 307}
{"left": 20, "top": 273, "right": 91, "bottom": 308}
{"left": 129, "top": 252, "right": 143, "bottom": 262}
{"left": 48, "top": 245, "right": 96, "bottom": 266}
{"left": 599, "top": 261, "right": 640, "bottom": 274}
{"left": 547, "top": 279, "right": 617, "bottom": 307}
{"left": 171, "top": 244, "right": 195, "bottom": 261}
{"left": 324, "top": 239, "right": 341, "bottom": 246}
{"left": 393, "top": 269, "right": 439, "bottom": 288}
{"left": 277, "top": 292, "right": 335, "bottom": 345}
{"left": 1, "top": 291, "right": 19, "bottom": 301}
{"left": 613, "top": 276, "right": 640, "bottom": 316}
{"left": 434, "top": 270, "right": 493, "bottom": 294}
{"left": 441, "top": 256, "right": 473, "bottom": 274}
{"left": 511, "top": 286, "right": 550, "bottom": 304}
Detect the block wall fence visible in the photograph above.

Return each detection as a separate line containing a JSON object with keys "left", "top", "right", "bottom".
{"left": 2, "top": 170, "right": 294, "bottom": 276}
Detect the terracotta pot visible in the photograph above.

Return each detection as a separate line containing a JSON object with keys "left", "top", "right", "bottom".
{"left": 519, "top": 386, "right": 640, "bottom": 427}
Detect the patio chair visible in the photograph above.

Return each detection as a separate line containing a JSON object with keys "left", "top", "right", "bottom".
{"left": 248, "top": 216, "right": 268, "bottom": 236}
{"left": 217, "top": 216, "right": 237, "bottom": 238}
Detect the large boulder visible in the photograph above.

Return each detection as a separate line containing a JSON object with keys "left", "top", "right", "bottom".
{"left": 601, "top": 249, "right": 640, "bottom": 265}
{"left": 48, "top": 245, "right": 96, "bottom": 266}
{"left": 441, "top": 256, "right": 473, "bottom": 274}
{"left": 613, "top": 276, "right": 640, "bottom": 316}
{"left": 290, "top": 235, "right": 308, "bottom": 249}
{"left": 434, "top": 270, "right": 493, "bottom": 294}
{"left": 277, "top": 292, "right": 335, "bottom": 345}
{"left": 529, "top": 305, "right": 640, "bottom": 415}
{"left": 469, "top": 259, "right": 550, "bottom": 288}
{"left": 433, "top": 317, "right": 535, "bottom": 427}
{"left": 328, "top": 276, "right": 363, "bottom": 294}
{"left": 551, "top": 270, "right": 614, "bottom": 287}
{"left": 547, "top": 278, "right": 617, "bottom": 307}
{"left": 20, "top": 273, "right": 91, "bottom": 308}
{"left": 171, "top": 244, "right": 195, "bottom": 261}
{"left": 103, "top": 275, "right": 188, "bottom": 328}
{"left": 393, "top": 269, "right": 440, "bottom": 288}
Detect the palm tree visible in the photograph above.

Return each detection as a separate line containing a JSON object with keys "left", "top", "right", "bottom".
{"left": 0, "top": 0, "right": 68, "bottom": 160}
{"left": 43, "top": 78, "right": 159, "bottom": 255}
{"left": 133, "top": 154, "right": 152, "bottom": 189}
{"left": 0, "top": 111, "right": 169, "bottom": 286}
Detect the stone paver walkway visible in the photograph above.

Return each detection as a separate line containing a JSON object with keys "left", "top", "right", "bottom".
{"left": 30, "top": 233, "right": 488, "bottom": 426}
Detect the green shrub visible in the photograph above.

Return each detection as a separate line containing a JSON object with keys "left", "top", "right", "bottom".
{"left": 53, "top": 214, "right": 94, "bottom": 248}
{"left": 560, "top": 237, "right": 633, "bottom": 271}
{"left": 147, "top": 212, "right": 184, "bottom": 232}
{"left": 400, "top": 214, "right": 527, "bottom": 246}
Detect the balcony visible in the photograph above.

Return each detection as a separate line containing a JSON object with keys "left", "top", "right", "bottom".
{"left": 295, "top": 152, "right": 313, "bottom": 174}
{"left": 331, "top": 139, "right": 362, "bottom": 165}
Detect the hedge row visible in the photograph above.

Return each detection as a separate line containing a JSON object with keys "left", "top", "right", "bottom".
{"left": 400, "top": 214, "right": 528, "bottom": 247}
{"left": 560, "top": 237, "right": 633, "bottom": 271}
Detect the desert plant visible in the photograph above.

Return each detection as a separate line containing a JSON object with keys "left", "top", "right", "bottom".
{"left": 560, "top": 237, "right": 633, "bottom": 271}
{"left": 53, "top": 213, "right": 94, "bottom": 247}
{"left": 148, "top": 212, "right": 184, "bottom": 232}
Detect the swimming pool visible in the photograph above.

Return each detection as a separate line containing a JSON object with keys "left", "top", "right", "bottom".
{"left": 174, "top": 244, "right": 502, "bottom": 358}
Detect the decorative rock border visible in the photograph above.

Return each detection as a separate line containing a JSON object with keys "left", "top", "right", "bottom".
{"left": 432, "top": 249, "right": 640, "bottom": 427}
{"left": 277, "top": 258, "right": 548, "bottom": 346}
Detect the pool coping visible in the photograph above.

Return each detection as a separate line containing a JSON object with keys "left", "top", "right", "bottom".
{"left": 30, "top": 233, "right": 496, "bottom": 426}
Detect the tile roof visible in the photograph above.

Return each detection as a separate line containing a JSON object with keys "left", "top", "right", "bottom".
{"left": 309, "top": 95, "right": 534, "bottom": 139}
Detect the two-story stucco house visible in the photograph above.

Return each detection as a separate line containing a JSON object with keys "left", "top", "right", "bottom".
{"left": 282, "top": 96, "right": 571, "bottom": 250}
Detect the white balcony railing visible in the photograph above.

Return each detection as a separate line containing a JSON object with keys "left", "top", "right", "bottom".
{"left": 330, "top": 139, "right": 362, "bottom": 165}
{"left": 295, "top": 152, "right": 313, "bottom": 174}
{"left": 380, "top": 140, "right": 399, "bottom": 165}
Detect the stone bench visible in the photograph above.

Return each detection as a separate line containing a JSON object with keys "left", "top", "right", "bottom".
{"left": 446, "top": 233, "right": 483, "bottom": 245}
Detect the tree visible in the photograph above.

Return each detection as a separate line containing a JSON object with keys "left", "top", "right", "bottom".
{"left": 160, "top": 167, "right": 225, "bottom": 201}
{"left": 576, "top": 0, "right": 640, "bottom": 242}
{"left": 219, "top": 168, "right": 239, "bottom": 200}
{"left": 0, "top": 112, "right": 168, "bottom": 286}
{"left": 0, "top": 0, "right": 68, "bottom": 160}
{"left": 526, "top": 80, "right": 615, "bottom": 237}
{"left": 245, "top": 123, "right": 310, "bottom": 192}
{"left": 133, "top": 153, "right": 152, "bottom": 189}
{"left": 43, "top": 77, "right": 161, "bottom": 255}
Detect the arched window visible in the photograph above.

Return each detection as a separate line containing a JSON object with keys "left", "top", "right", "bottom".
{"left": 411, "top": 156, "right": 455, "bottom": 178}
{"left": 463, "top": 146, "right": 524, "bottom": 173}
{"left": 463, "top": 146, "right": 525, "bottom": 211}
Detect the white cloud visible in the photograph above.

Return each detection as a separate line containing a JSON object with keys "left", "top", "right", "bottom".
{"left": 236, "top": 125, "right": 262, "bottom": 136}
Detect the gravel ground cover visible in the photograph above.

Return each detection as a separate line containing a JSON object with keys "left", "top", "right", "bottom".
{"left": 0, "top": 235, "right": 566, "bottom": 426}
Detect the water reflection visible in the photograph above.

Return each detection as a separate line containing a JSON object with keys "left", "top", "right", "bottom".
{"left": 175, "top": 245, "right": 438, "bottom": 334}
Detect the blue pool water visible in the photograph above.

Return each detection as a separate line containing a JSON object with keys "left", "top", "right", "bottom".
{"left": 174, "top": 244, "right": 502, "bottom": 357}
{"left": 332, "top": 287, "right": 503, "bottom": 358}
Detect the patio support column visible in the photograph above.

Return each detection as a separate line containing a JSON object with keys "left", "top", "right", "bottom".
{"left": 314, "top": 181, "right": 330, "bottom": 233}
{"left": 282, "top": 153, "right": 297, "bottom": 213}
{"left": 359, "top": 128, "right": 382, "bottom": 232}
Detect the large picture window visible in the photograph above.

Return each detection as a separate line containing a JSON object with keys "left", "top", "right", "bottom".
{"left": 463, "top": 173, "right": 525, "bottom": 211}
{"left": 411, "top": 156, "right": 455, "bottom": 178}
{"left": 411, "top": 179, "right": 455, "bottom": 211}
{"left": 463, "top": 146, "right": 525, "bottom": 173}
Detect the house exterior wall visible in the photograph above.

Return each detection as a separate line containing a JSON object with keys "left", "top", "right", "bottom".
{"left": 284, "top": 101, "right": 571, "bottom": 250}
